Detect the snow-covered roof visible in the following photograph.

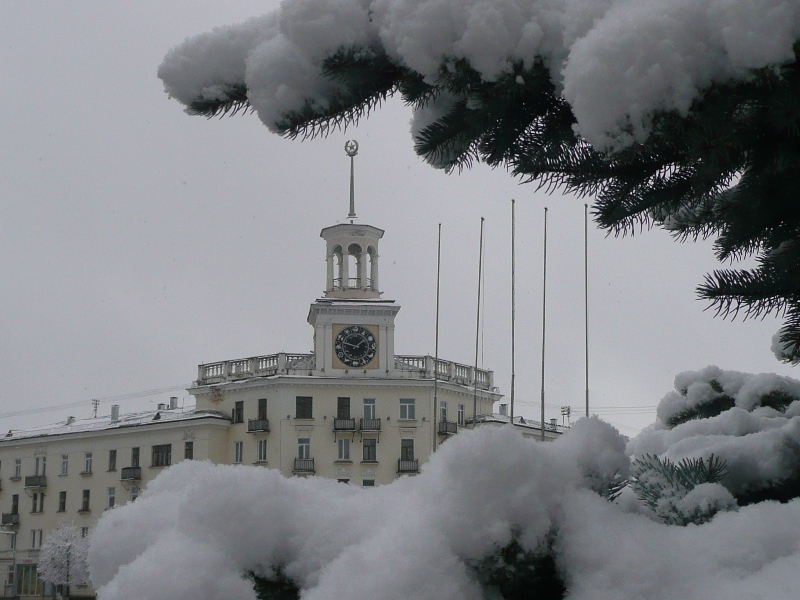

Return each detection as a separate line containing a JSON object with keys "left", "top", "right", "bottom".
{"left": 473, "top": 413, "right": 568, "bottom": 435}
{"left": 0, "top": 408, "right": 229, "bottom": 443}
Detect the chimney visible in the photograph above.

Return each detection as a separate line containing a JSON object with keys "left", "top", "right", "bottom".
{"left": 111, "top": 405, "right": 120, "bottom": 423}
{"left": 169, "top": 396, "right": 178, "bottom": 410}
{"left": 157, "top": 403, "right": 167, "bottom": 410}
{"left": 499, "top": 404, "right": 508, "bottom": 417}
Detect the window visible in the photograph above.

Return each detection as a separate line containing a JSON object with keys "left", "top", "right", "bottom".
{"left": 17, "top": 564, "right": 41, "bottom": 596}
{"left": 29, "top": 529, "right": 42, "bottom": 549}
{"left": 363, "top": 438, "right": 377, "bottom": 462}
{"left": 13, "top": 459, "right": 21, "bottom": 478}
{"left": 362, "top": 480, "right": 375, "bottom": 487}
{"left": 108, "top": 449, "right": 117, "bottom": 471}
{"left": 58, "top": 491, "right": 66, "bottom": 512}
{"left": 234, "top": 441, "right": 243, "bottom": 464}
{"left": 232, "top": 400, "right": 244, "bottom": 424}
{"left": 363, "top": 398, "right": 376, "bottom": 419}
{"left": 337, "top": 397, "right": 350, "bottom": 419}
{"left": 61, "top": 454, "right": 68, "bottom": 476}
{"left": 337, "top": 479, "right": 350, "bottom": 484}
{"left": 80, "top": 490, "right": 90, "bottom": 512}
{"left": 83, "top": 452, "right": 93, "bottom": 474}
{"left": 337, "top": 438, "right": 350, "bottom": 461}
{"left": 458, "top": 404, "right": 465, "bottom": 426}
{"left": 34, "top": 456, "right": 46, "bottom": 476}
{"left": 11, "top": 495, "right": 19, "bottom": 515}
{"left": 296, "top": 396, "right": 313, "bottom": 419}
{"left": 130, "top": 486, "right": 139, "bottom": 502}
{"left": 400, "top": 398, "right": 415, "bottom": 420}
{"left": 440, "top": 401, "right": 447, "bottom": 423}
{"left": 7, "top": 532, "right": 15, "bottom": 551}
{"left": 131, "top": 447, "right": 140, "bottom": 468}
{"left": 31, "top": 493, "right": 44, "bottom": 513}
{"left": 107, "top": 487, "right": 116, "bottom": 509}
{"left": 257, "top": 439, "right": 267, "bottom": 462}
{"left": 185, "top": 441, "right": 194, "bottom": 460}
{"left": 297, "top": 438, "right": 310, "bottom": 459}
{"left": 152, "top": 444, "right": 172, "bottom": 467}
{"left": 80, "top": 527, "right": 89, "bottom": 538}
{"left": 258, "top": 398, "right": 268, "bottom": 420}
{"left": 401, "top": 439, "right": 415, "bottom": 461}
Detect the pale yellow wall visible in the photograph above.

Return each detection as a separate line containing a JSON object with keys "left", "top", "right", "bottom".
{"left": 0, "top": 416, "right": 229, "bottom": 597}
{"left": 193, "top": 376, "right": 497, "bottom": 485}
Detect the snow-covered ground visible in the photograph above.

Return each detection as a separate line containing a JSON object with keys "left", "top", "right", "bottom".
{"left": 89, "top": 367, "right": 800, "bottom": 599}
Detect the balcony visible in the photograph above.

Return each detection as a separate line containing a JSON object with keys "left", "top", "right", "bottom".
{"left": 397, "top": 459, "right": 419, "bottom": 474}
{"left": 438, "top": 420, "right": 458, "bottom": 435}
{"left": 120, "top": 466, "right": 142, "bottom": 481}
{"left": 196, "top": 353, "right": 315, "bottom": 385}
{"left": 293, "top": 458, "right": 315, "bottom": 474}
{"left": 1, "top": 513, "right": 19, "bottom": 527}
{"left": 360, "top": 418, "right": 381, "bottom": 432}
{"left": 333, "top": 418, "right": 356, "bottom": 432}
{"left": 394, "top": 356, "right": 496, "bottom": 391}
{"left": 247, "top": 418, "right": 270, "bottom": 433}
{"left": 24, "top": 475, "right": 46, "bottom": 489}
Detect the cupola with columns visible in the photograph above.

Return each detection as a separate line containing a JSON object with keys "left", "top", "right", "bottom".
{"left": 308, "top": 141, "right": 400, "bottom": 375}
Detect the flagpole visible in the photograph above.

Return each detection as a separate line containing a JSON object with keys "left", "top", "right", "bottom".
{"left": 584, "top": 204, "right": 590, "bottom": 418}
{"left": 541, "top": 207, "right": 548, "bottom": 441}
{"left": 433, "top": 223, "right": 442, "bottom": 450}
{"left": 472, "top": 217, "right": 485, "bottom": 429}
{"left": 510, "top": 199, "right": 516, "bottom": 425}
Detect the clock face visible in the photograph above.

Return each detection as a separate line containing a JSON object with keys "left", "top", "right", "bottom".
{"left": 335, "top": 325, "right": 377, "bottom": 367}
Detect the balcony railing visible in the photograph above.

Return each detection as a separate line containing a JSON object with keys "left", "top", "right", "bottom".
{"left": 120, "top": 466, "right": 142, "bottom": 481}
{"left": 24, "top": 475, "right": 46, "bottom": 489}
{"left": 394, "top": 356, "right": 495, "bottom": 391}
{"left": 360, "top": 418, "right": 381, "bottom": 432}
{"left": 438, "top": 420, "right": 458, "bottom": 435}
{"left": 332, "top": 277, "right": 373, "bottom": 291}
{"left": 334, "top": 418, "right": 356, "bottom": 431}
{"left": 196, "top": 352, "right": 498, "bottom": 391}
{"left": 397, "top": 459, "right": 419, "bottom": 473}
{"left": 1, "top": 513, "right": 19, "bottom": 526}
{"left": 293, "top": 458, "right": 315, "bottom": 473}
{"left": 196, "top": 353, "right": 315, "bottom": 385}
{"left": 247, "top": 418, "right": 270, "bottom": 433}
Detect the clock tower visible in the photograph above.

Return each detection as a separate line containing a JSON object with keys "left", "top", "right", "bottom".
{"left": 308, "top": 141, "right": 400, "bottom": 376}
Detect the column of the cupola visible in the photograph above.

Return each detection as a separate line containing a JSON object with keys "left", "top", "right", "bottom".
{"left": 358, "top": 246, "right": 368, "bottom": 290}
{"left": 341, "top": 247, "right": 350, "bottom": 289}
{"left": 326, "top": 247, "right": 335, "bottom": 291}
{"left": 371, "top": 249, "right": 379, "bottom": 293}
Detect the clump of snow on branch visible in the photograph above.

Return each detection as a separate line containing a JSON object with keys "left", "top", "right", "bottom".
{"left": 38, "top": 526, "right": 90, "bottom": 587}
{"left": 630, "top": 366, "right": 800, "bottom": 501}
{"left": 89, "top": 418, "right": 800, "bottom": 600}
{"left": 159, "top": 0, "right": 800, "bottom": 149}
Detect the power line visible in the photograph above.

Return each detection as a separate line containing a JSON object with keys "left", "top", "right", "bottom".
{"left": 0, "top": 384, "right": 192, "bottom": 421}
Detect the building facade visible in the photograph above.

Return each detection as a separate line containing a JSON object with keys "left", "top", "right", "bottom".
{"left": 187, "top": 206, "right": 502, "bottom": 486}
{"left": 0, "top": 406, "right": 230, "bottom": 598}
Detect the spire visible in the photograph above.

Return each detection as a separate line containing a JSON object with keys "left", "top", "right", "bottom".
{"left": 345, "top": 140, "right": 359, "bottom": 222}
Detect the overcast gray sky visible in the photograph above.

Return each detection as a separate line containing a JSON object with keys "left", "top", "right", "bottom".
{"left": 2, "top": 1, "right": 795, "bottom": 437}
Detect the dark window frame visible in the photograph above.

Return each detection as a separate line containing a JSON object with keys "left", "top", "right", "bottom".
{"left": 151, "top": 444, "right": 172, "bottom": 468}
{"left": 296, "top": 396, "right": 313, "bottom": 419}
{"left": 363, "top": 438, "right": 377, "bottom": 462}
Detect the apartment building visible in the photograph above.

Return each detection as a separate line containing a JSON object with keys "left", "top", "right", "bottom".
{"left": 0, "top": 407, "right": 230, "bottom": 597}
